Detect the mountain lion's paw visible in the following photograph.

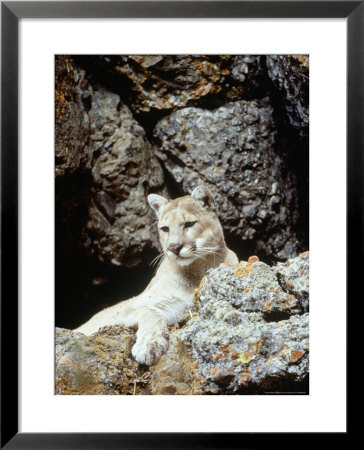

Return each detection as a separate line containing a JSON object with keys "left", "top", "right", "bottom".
{"left": 132, "top": 335, "right": 168, "bottom": 366}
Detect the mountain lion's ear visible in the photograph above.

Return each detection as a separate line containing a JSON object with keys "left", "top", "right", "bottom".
{"left": 191, "top": 186, "right": 215, "bottom": 211}
{"left": 148, "top": 194, "right": 169, "bottom": 217}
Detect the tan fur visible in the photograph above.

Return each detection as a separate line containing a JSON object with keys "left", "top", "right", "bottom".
{"left": 75, "top": 187, "right": 238, "bottom": 365}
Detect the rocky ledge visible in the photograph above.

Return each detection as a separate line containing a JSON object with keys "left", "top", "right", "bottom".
{"left": 56, "top": 252, "right": 309, "bottom": 395}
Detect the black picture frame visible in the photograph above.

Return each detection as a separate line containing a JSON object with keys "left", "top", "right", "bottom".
{"left": 1, "top": 1, "right": 357, "bottom": 448}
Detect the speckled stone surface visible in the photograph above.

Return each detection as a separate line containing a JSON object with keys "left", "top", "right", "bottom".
{"left": 154, "top": 99, "right": 301, "bottom": 260}
{"left": 55, "top": 253, "right": 309, "bottom": 395}
{"left": 274, "top": 251, "right": 309, "bottom": 312}
{"left": 84, "top": 89, "right": 164, "bottom": 267}
{"left": 150, "top": 254, "right": 309, "bottom": 394}
{"left": 55, "top": 326, "right": 148, "bottom": 395}
{"left": 199, "top": 257, "right": 302, "bottom": 318}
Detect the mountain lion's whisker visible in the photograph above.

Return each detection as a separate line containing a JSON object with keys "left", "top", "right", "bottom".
{"left": 150, "top": 252, "right": 165, "bottom": 267}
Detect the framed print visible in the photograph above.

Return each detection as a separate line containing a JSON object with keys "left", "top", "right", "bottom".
{"left": 1, "top": 0, "right": 357, "bottom": 447}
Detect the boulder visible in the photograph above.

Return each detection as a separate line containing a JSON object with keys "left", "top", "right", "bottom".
{"left": 150, "top": 253, "right": 309, "bottom": 394}
{"left": 55, "top": 326, "right": 147, "bottom": 395}
{"left": 85, "top": 89, "right": 164, "bottom": 267}
{"left": 55, "top": 253, "right": 309, "bottom": 395}
{"left": 154, "top": 98, "right": 302, "bottom": 260}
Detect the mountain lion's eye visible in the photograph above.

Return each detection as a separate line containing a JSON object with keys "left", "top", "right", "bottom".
{"left": 184, "top": 221, "right": 196, "bottom": 228}
{"left": 160, "top": 226, "right": 169, "bottom": 232}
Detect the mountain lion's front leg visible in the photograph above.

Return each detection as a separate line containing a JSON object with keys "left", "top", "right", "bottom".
{"left": 131, "top": 309, "right": 169, "bottom": 365}
{"left": 74, "top": 298, "right": 136, "bottom": 335}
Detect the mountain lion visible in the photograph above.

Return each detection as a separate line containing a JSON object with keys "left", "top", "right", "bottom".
{"left": 75, "top": 186, "right": 238, "bottom": 365}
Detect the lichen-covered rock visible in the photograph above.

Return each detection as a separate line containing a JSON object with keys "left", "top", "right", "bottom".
{"left": 150, "top": 254, "right": 309, "bottom": 394}
{"left": 56, "top": 254, "right": 309, "bottom": 395}
{"left": 55, "top": 326, "right": 148, "bottom": 395}
{"left": 85, "top": 90, "right": 164, "bottom": 267}
{"left": 150, "top": 311, "right": 308, "bottom": 394}
{"left": 55, "top": 55, "right": 93, "bottom": 177}
{"left": 266, "top": 55, "right": 309, "bottom": 137}
{"left": 199, "top": 256, "right": 302, "bottom": 319}
{"left": 154, "top": 98, "right": 301, "bottom": 260}
{"left": 274, "top": 251, "right": 309, "bottom": 312}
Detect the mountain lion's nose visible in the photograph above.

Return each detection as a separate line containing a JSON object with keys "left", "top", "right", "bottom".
{"left": 168, "top": 243, "right": 183, "bottom": 255}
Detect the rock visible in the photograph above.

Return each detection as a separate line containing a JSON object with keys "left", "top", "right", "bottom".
{"left": 85, "top": 89, "right": 164, "bottom": 267}
{"left": 55, "top": 254, "right": 309, "bottom": 395}
{"left": 93, "top": 191, "right": 116, "bottom": 224}
{"left": 230, "top": 55, "right": 266, "bottom": 96}
{"left": 150, "top": 254, "right": 309, "bottom": 394}
{"left": 55, "top": 326, "right": 147, "bottom": 395}
{"left": 274, "top": 251, "right": 309, "bottom": 312}
{"left": 266, "top": 55, "right": 309, "bottom": 137}
{"left": 154, "top": 98, "right": 302, "bottom": 260}
{"left": 199, "top": 256, "right": 302, "bottom": 319}
{"left": 74, "top": 55, "right": 269, "bottom": 113}
{"left": 55, "top": 56, "right": 93, "bottom": 177}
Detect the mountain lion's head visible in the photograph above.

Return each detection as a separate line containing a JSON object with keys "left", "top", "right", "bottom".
{"left": 148, "top": 187, "right": 226, "bottom": 267}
